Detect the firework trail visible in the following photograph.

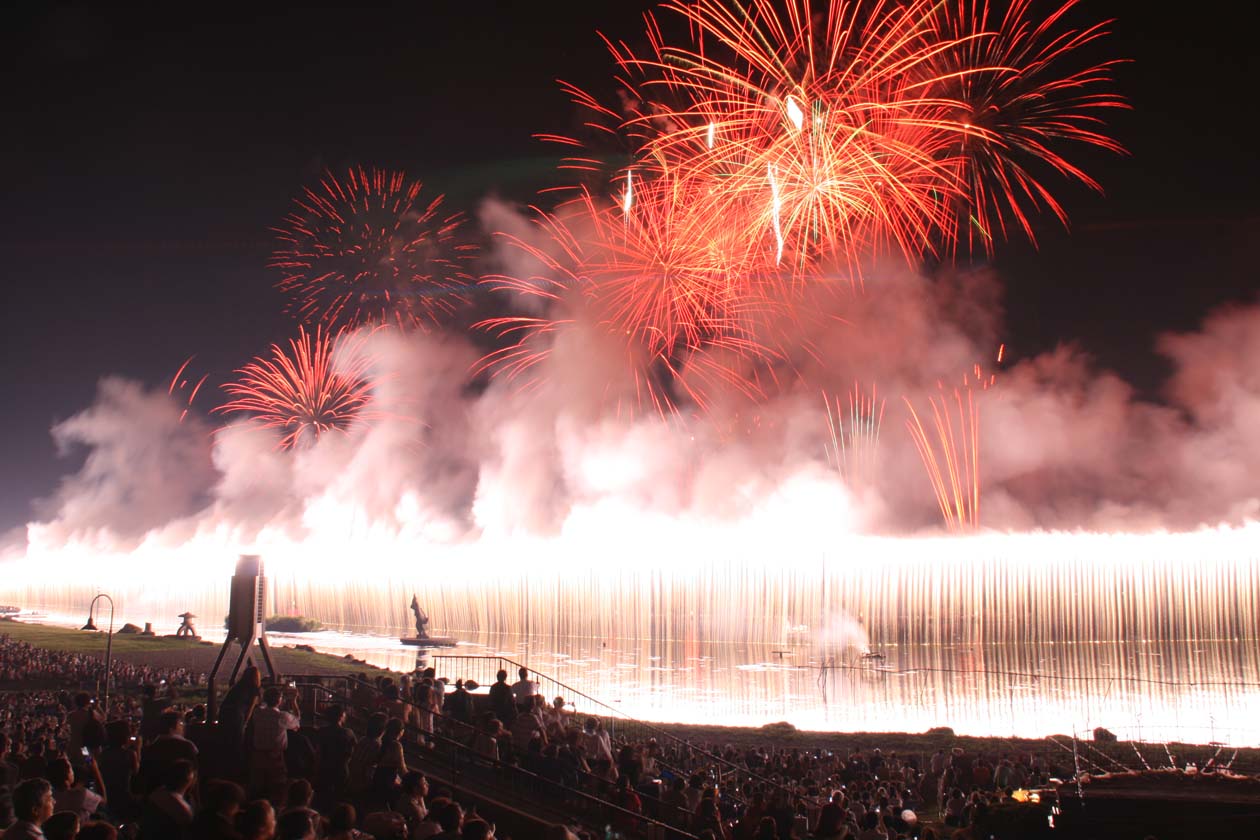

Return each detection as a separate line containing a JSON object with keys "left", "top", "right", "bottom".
{"left": 168, "top": 357, "right": 209, "bottom": 424}
{"left": 903, "top": 363, "right": 996, "bottom": 531}
{"left": 270, "top": 167, "right": 475, "bottom": 331}
{"left": 824, "top": 382, "right": 885, "bottom": 488}
{"left": 927, "top": 0, "right": 1128, "bottom": 250}
{"left": 218, "top": 326, "right": 378, "bottom": 449}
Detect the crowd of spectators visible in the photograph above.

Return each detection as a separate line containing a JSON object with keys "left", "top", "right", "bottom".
{"left": 0, "top": 633, "right": 1077, "bottom": 840}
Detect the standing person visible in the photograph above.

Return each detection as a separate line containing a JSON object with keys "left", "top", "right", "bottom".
{"left": 445, "top": 681, "right": 472, "bottom": 726}
{"left": 218, "top": 666, "right": 262, "bottom": 777}
{"left": 314, "top": 705, "right": 356, "bottom": 809}
{"left": 369, "top": 719, "right": 409, "bottom": 810}
{"left": 141, "top": 712, "right": 199, "bottom": 794}
{"left": 4, "top": 779, "right": 54, "bottom": 840}
{"left": 347, "top": 714, "right": 386, "bottom": 797}
{"left": 139, "top": 685, "right": 172, "bottom": 746}
{"left": 249, "top": 687, "right": 300, "bottom": 803}
{"left": 510, "top": 669, "right": 537, "bottom": 714}
{"left": 487, "top": 672, "right": 515, "bottom": 726}
{"left": 66, "top": 694, "right": 104, "bottom": 762}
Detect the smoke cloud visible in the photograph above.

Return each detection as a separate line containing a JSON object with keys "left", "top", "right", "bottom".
{"left": 18, "top": 203, "right": 1260, "bottom": 555}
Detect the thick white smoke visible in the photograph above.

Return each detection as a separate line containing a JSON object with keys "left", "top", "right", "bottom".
{"left": 17, "top": 202, "right": 1260, "bottom": 554}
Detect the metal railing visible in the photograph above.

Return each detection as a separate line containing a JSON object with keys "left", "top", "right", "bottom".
{"left": 432, "top": 654, "right": 813, "bottom": 809}
{"left": 326, "top": 673, "right": 698, "bottom": 840}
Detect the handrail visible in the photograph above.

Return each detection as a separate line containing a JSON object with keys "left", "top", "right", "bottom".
{"left": 331, "top": 673, "right": 699, "bottom": 840}
{"left": 433, "top": 654, "right": 812, "bottom": 808}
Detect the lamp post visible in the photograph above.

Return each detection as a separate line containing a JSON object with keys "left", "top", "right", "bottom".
{"left": 82, "top": 594, "right": 115, "bottom": 717}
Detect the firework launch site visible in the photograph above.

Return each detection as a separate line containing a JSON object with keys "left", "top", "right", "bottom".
{"left": 4, "top": 0, "right": 1260, "bottom": 836}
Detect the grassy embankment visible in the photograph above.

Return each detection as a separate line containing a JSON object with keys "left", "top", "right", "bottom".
{"left": 0, "top": 618, "right": 383, "bottom": 678}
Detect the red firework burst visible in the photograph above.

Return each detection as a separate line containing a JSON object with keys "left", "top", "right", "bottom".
{"left": 217, "top": 326, "right": 377, "bottom": 449}
{"left": 479, "top": 178, "right": 781, "bottom": 414}
{"left": 927, "top": 0, "right": 1128, "bottom": 250}
{"left": 270, "top": 166, "right": 475, "bottom": 330}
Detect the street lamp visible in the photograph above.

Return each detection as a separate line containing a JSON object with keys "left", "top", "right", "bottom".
{"left": 82, "top": 594, "right": 115, "bottom": 717}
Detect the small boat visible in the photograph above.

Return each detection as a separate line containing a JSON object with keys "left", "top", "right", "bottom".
{"left": 0, "top": 606, "right": 21, "bottom": 616}
{"left": 399, "top": 636, "right": 458, "bottom": 648}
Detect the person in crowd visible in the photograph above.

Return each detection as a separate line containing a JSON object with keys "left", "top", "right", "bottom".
{"left": 66, "top": 694, "right": 104, "bottom": 762}
{"left": 324, "top": 804, "right": 364, "bottom": 840}
{"left": 249, "top": 687, "right": 300, "bottom": 802}
{"left": 368, "top": 718, "right": 408, "bottom": 810}
{"left": 4, "top": 779, "right": 54, "bottom": 840}
{"left": 396, "top": 771, "right": 428, "bottom": 838}
{"left": 459, "top": 817, "right": 493, "bottom": 840}
{"left": 275, "top": 810, "right": 316, "bottom": 840}
{"left": 140, "top": 758, "right": 196, "bottom": 838}
{"left": 238, "top": 800, "right": 277, "bottom": 840}
{"left": 189, "top": 780, "right": 245, "bottom": 840}
{"left": 46, "top": 758, "right": 105, "bottom": 822}
{"left": 141, "top": 711, "right": 198, "bottom": 794}
{"left": 97, "top": 721, "right": 139, "bottom": 822}
{"left": 39, "top": 812, "right": 77, "bottom": 840}
{"left": 444, "top": 682, "right": 472, "bottom": 726}
{"left": 487, "top": 672, "right": 514, "bottom": 726}
{"left": 77, "top": 822, "right": 118, "bottom": 840}
{"left": 428, "top": 800, "right": 463, "bottom": 840}
{"left": 510, "top": 668, "right": 537, "bottom": 714}
{"left": 347, "top": 714, "right": 386, "bottom": 796}
{"left": 314, "top": 706, "right": 356, "bottom": 809}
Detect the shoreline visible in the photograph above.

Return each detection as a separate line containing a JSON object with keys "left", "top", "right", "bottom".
{"left": 4, "top": 617, "right": 1258, "bottom": 776}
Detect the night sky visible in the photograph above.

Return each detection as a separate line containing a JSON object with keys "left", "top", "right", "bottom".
{"left": 2, "top": 1, "right": 1257, "bottom": 534}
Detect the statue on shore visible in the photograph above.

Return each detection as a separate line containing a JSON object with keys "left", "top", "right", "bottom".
{"left": 410, "top": 595, "right": 429, "bottom": 640}
{"left": 176, "top": 612, "right": 198, "bottom": 638}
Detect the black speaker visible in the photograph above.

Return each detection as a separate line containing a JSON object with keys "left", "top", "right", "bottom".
{"left": 227, "top": 554, "right": 266, "bottom": 641}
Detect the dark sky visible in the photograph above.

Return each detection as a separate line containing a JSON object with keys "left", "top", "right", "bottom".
{"left": 1, "top": 1, "right": 1257, "bottom": 533}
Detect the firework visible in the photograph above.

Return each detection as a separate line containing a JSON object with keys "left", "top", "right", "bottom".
{"left": 479, "top": 178, "right": 783, "bottom": 414}
{"left": 927, "top": 0, "right": 1128, "bottom": 250}
{"left": 903, "top": 364, "right": 996, "bottom": 531}
{"left": 218, "top": 326, "right": 378, "bottom": 449}
{"left": 824, "top": 382, "right": 885, "bottom": 488}
{"left": 565, "top": 0, "right": 1121, "bottom": 270}
{"left": 168, "top": 356, "right": 209, "bottom": 424}
{"left": 270, "top": 167, "right": 475, "bottom": 330}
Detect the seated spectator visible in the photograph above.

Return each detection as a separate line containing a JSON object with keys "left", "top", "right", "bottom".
{"left": 77, "top": 822, "right": 118, "bottom": 840}
{"left": 460, "top": 817, "right": 493, "bottom": 840}
{"left": 4, "top": 778, "right": 54, "bottom": 840}
{"left": 140, "top": 711, "right": 198, "bottom": 795}
{"left": 275, "top": 810, "right": 316, "bottom": 840}
{"left": 140, "top": 758, "right": 196, "bottom": 838}
{"left": 325, "top": 804, "right": 366, "bottom": 840}
{"left": 47, "top": 758, "right": 105, "bottom": 822}
{"left": 396, "top": 771, "right": 428, "bottom": 835}
{"left": 190, "top": 780, "right": 245, "bottom": 840}
{"left": 278, "top": 780, "right": 319, "bottom": 829}
{"left": 238, "top": 800, "right": 276, "bottom": 840}
{"left": 39, "top": 812, "right": 78, "bottom": 840}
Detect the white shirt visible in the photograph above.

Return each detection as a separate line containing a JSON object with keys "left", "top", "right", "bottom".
{"left": 251, "top": 705, "right": 300, "bottom": 751}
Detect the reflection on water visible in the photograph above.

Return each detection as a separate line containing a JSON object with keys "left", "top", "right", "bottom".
{"left": 7, "top": 528, "right": 1260, "bottom": 744}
